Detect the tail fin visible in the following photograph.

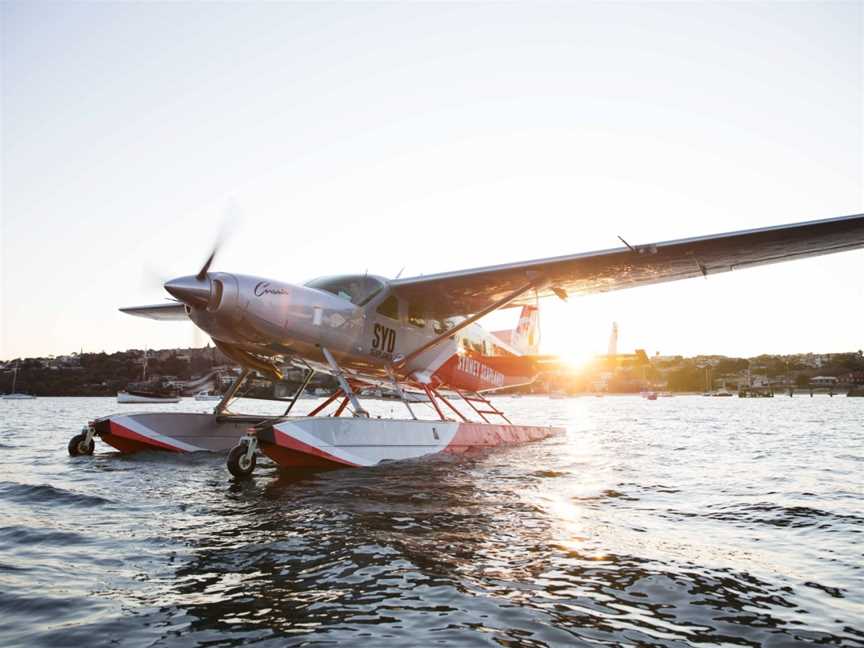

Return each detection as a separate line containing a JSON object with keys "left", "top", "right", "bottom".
{"left": 512, "top": 305, "right": 541, "bottom": 354}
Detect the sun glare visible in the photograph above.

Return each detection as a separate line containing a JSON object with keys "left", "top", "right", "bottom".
{"left": 558, "top": 347, "right": 597, "bottom": 372}
{"left": 543, "top": 318, "right": 601, "bottom": 371}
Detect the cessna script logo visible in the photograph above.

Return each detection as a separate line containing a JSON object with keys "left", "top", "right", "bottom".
{"left": 254, "top": 281, "right": 290, "bottom": 297}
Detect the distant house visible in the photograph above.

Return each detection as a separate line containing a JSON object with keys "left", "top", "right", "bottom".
{"left": 750, "top": 373, "right": 769, "bottom": 388}
{"left": 810, "top": 376, "right": 839, "bottom": 387}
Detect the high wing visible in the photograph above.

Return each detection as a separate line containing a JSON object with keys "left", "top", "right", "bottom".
{"left": 119, "top": 302, "right": 189, "bottom": 321}
{"left": 390, "top": 213, "right": 864, "bottom": 319}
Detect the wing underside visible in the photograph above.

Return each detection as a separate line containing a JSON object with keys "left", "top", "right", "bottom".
{"left": 119, "top": 302, "right": 189, "bottom": 321}
{"left": 391, "top": 213, "right": 864, "bottom": 318}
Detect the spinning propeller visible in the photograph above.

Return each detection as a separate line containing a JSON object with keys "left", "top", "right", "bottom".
{"left": 164, "top": 209, "right": 234, "bottom": 310}
{"left": 156, "top": 203, "right": 237, "bottom": 347}
{"left": 163, "top": 242, "right": 221, "bottom": 308}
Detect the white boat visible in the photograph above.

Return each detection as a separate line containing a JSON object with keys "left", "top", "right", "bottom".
{"left": 117, "top": 391, "right": 181, "bottom": 404}
{"left": 194, "top": 390, "right": 222, "bottom": 401}
{"left": 2, "top": 367, "right": 36, "bottom": 400}
{"left": 117, "top": 350, "right": 181, "bottom": 403}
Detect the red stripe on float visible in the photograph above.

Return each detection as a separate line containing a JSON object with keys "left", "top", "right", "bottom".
{"left": 270, "top": 428, "right": 359, "bottom": 467}
{"left": 444, "top": 423, "right": 558, "bottom": 453}
{"left": 107, "top": 421, "right": 184, "bottom": 453}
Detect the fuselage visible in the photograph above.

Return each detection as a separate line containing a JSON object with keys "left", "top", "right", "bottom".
{"left": 167, "top": 272, "right": 540, "bottom": 392}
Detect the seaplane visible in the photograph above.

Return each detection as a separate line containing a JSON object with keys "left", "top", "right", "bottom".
{"left": 67, "top": 213, "right": 864, "bottom": 478}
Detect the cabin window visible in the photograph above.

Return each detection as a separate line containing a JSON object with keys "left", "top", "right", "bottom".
{"left": 304, "top": 275, "right": 386, "bottom": 306}
{"left": 407, "top": 302, "right": 426, "bottom": 328}
{"left": 376, "top": 296, "right": 399, "bottom": 320}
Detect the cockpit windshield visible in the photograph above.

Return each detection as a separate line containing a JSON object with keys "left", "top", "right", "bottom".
{"left": 304, "top": 275, "right": 387, "bottom": 306}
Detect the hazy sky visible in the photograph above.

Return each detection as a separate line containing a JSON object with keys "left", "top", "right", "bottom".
{"left": 1, "top": 2, "right": 862, "bottom": 361}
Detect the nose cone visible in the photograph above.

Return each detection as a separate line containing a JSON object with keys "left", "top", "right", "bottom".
{"left": 164, "top": 275, "right": 211, "bottom": 307}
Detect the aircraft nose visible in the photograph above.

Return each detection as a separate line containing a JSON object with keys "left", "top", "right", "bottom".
{"left": 164, "top": 275, "right": 211, "bottom": 308}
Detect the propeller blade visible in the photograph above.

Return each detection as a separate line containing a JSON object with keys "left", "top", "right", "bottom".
{"left": 193, "top": 199, "right": 239, "bottom": 280}
{"left": 196, "top": 248, "right": 217, "bottom": 281}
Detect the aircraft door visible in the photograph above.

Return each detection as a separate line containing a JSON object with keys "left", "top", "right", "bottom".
{"left": 367, "top": 294, "right": 401, "bottom": 362}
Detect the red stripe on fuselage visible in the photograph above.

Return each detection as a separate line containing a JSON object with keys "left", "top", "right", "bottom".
{"left": 432, "top": 352, "right": 536, "bottom": 391}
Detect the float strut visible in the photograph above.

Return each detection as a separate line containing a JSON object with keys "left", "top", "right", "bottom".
{"left": 387, "top": 366, "right": 417, "bottom": 420}
{"left": 333, "top": 395, "right": 351, "bottom": 417}
{"left": 321, "top": 347, "right": 368, "bottom": 417}
{"left": 214, "top": 368, "right": 252, "bottom": 415}
{"left": 308, "top": 389, "right": 344, "bottom": 416}
{"left": 431, "top": 387, "right": 470, "bottom": 422}
{"left": 423, "top": 385, "right": 448, "bottom": 421}
{"left": 284, "top": 367, "right": 315, "bottom": 416}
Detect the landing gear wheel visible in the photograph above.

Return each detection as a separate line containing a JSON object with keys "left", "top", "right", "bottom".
{"left": 68, "top": 433, "right": 94, "bottom": 456}
{"left": 227, "top": 444, "right": 257, "bottom": 478}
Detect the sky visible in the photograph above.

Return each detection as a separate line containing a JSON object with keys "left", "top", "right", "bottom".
{"left": 1, "top": 2, "right": 862, "bottom": 362}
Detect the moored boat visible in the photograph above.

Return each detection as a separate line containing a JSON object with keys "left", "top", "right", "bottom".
{"left": 117, "top": 350, "right": 181, "bottom": 403}
{"left": 2, "top": 367, "right": 36, "bottom": 400}
{"left": 194, "top": 390, "right": 222, "bottom": 401}
{"left": 117, "top": 390, "right": 181, "bottom": 404}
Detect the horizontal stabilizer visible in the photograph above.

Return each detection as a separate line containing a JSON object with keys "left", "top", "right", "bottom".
{"left": 119, "top": 303, "right": 189, "bottom": 321}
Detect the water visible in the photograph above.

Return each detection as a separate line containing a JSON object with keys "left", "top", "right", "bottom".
{"left": 0, "top": 396, "right": 861, "bottom": 647}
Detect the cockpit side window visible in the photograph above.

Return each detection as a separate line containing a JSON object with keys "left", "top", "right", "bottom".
{"left": 376, "top": 296, "right": 399, "bottom": 320}
{"left": 304, "top": 275, "right": 386, "bottom": 306}
{"left": 407, "top": 302, "right": 426, "bottom": 329}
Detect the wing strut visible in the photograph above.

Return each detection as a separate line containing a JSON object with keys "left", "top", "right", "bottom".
{"left": 393, "top": 279, "right": 541, "bottom": 371}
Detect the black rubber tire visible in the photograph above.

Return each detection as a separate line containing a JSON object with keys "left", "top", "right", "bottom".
{"left": 68, "top": 433, "right": 95, "bottom": 457}
{"left": 227, "top": 444, "right": 257, "bottom": 478}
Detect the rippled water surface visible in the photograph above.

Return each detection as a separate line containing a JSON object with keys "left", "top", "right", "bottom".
{"left": 1, "top": 396, "right": 862, "bottom": 647}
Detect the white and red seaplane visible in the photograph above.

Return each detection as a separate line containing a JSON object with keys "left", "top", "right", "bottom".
{"left": 68, "top": 213, "right": 864, "bottom": 477}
